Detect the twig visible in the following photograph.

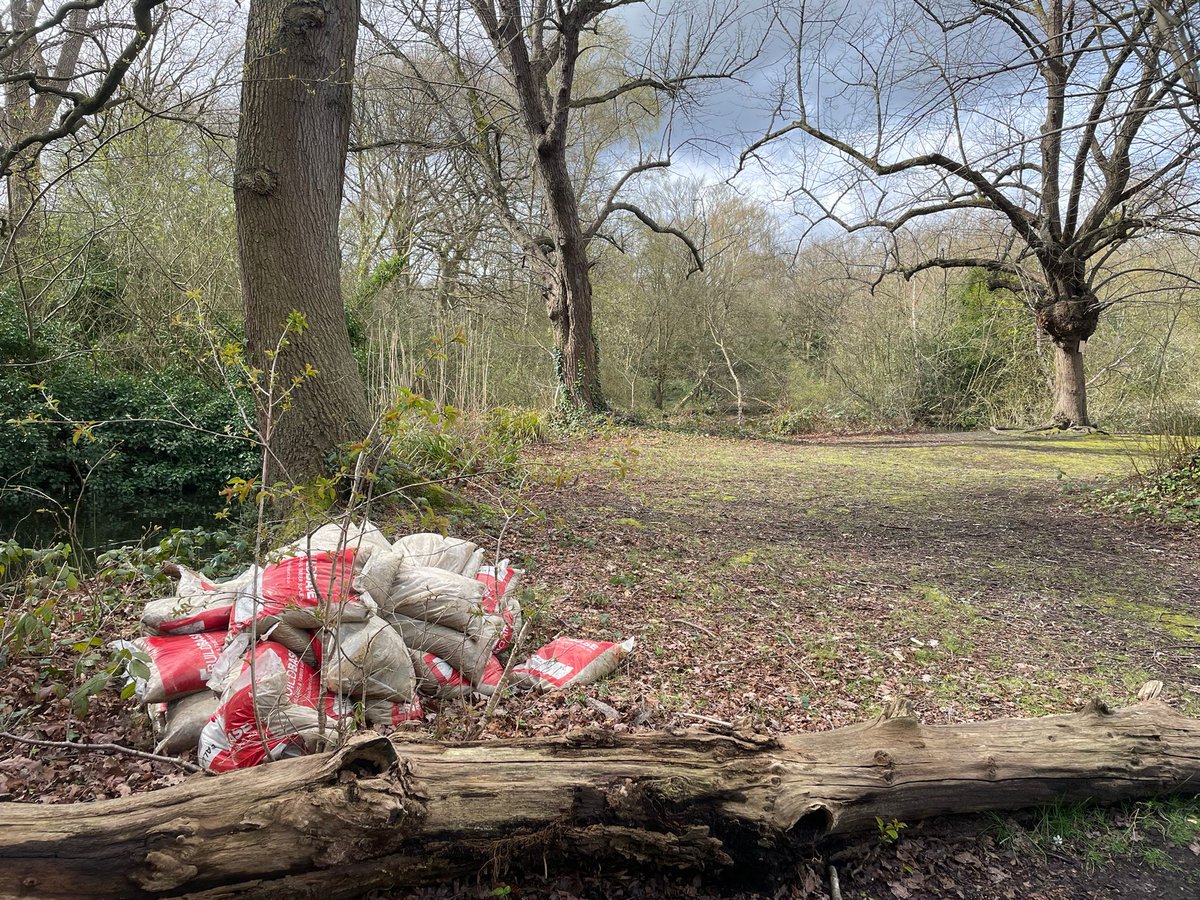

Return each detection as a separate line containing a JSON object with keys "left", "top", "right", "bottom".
{"left": 676, "top": 712, "right": 733, "bottom": 728}
{"left": 584, "top": 696, "right": 620, "bottom": 720}
{"left": 828, "top": 864, "right": 842, "bottom": 900}
{"left": 0, "top": 731, "right": 207, "bottom": 774}
{"left": 470, "top": 616, "right": 532, "bottom": 739}
{"left": 674, "top": 618, "right": 717, "bottom": 638}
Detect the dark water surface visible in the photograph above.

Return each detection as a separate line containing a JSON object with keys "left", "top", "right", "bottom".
{"left": 2, "top": 494, "right": 225, "bottom": 557}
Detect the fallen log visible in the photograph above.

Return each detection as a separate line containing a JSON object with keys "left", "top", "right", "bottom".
{"left": 2, "top": 687, "right": 1198, "bottom": 898}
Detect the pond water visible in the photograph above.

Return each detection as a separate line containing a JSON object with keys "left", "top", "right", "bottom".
{"left": 2, "top": 494, "right": 227, "bottom": 557}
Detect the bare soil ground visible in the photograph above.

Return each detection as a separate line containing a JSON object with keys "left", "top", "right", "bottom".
{"left": 3, "top": 428, "right": 1198, "bottom": 898}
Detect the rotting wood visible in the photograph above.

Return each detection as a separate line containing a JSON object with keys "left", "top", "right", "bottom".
{"left": 2, "top": 688, "right": 1198, "bottom": 899}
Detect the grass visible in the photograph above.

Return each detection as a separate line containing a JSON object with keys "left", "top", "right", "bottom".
{"left": 500, "top": 427, "right": 1200, "bottom": 886}
{"left": 990, "top": 796, "right": 1200, "bottom": 873}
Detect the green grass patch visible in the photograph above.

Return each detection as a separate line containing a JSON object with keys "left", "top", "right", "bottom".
{"left": 990, "top": 796, "right": 1200, "bottom": 872}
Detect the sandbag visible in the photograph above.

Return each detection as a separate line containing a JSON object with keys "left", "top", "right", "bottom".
{"left": 321, "top": 615, "right": 415, "bottom": 701}
{"left": 511, "top": 637, "right": 635, "bottom": 692}
{"left": 229, "top": 550, "right": 375, "bottom": 636}
{"left": 364, "top": 697, "right": 424, "bottom": 727}
{"left": 262, "top": 620, "right": 319, "bottom": 668}
{"left": 461, "top": 547, "right": 485, "bottom": 580}
{"left": 153, "top": 690, "right": 219, "bottom": 755}
{"left": 385, "top": 614, "right": 493, "bottom": 686}
{"left": 392, "top": 533, "right": 480, "bottom": 574}
{"left": 381, "top": 565, "right": 487, "bottom": 623}
{"left": 112, "top": 632, "right": 228, "bottom": 703}
{"left": 280, "top": 520, "right": 391, "bottom": 558}
{"left": 142, "top": 562, "right": 263, "bottom": 635}
{"left": 173, "top": 566, "right": 218, "bottom": 598}
{"left": 476, "top": 562, "right": 523, "bottom": 652}
{"left": 198, "top": 642, "right": 339, "bottom": 773}
{"left": 410, "top": 652, "right": 506, "bottom": 699}
{"left": 354, "top": 548, "right": 406, "bottom": 607}
{"left": 140, "top": 594, "right": 234, "bottom": 637}
{"left": 205, "top": 632, "right": 251, "bottom": 695}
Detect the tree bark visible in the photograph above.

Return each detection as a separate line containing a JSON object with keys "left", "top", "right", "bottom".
{"left": 538, "top": 133, "right": 603, "bottom": 412}
{"left": 2, "top": 694, "right": 1198, "bottom": 898}
{"left": 1035, "top": 281, "right": 1099, "bottom": 428}
{"left": 235, "top": 0, "right": 370, "bottom": 487}
{"left": 1052, "top": 339, "right": 1088, "bottom": 427}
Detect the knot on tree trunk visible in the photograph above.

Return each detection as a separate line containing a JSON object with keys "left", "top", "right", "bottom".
{"left": 235, "top": 166, "right": 280, "bottom": 197}
{"left": 281, "top": 1, "right": 326, "bottom": 35}
{"left": 1036, "top": 297, "right": 1099, "bottom": 346}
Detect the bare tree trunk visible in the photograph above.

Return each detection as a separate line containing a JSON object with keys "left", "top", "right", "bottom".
{"left": 1052, "top": 340, "right": 1088, "bottom": 427}
{"left": 1037, "top": 285, "right": 1099, "bottom": 428}
{"left": 711, "top": 325, "right": 744, "bottom": 425}
{"left": 235, "top": 0, "right": 370, "bottom": 487}
{"left": 2, "top": 693, "right": 1197, "bottom": 898}
{"left": 540, "top": 151, "right": 603, "bottom": 411}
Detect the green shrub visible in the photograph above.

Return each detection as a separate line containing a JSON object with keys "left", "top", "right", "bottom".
{"left": 1, "top": 298, "right": 258, "bottom": 519}
{"left": 1098, "top": 450, "right": 1200, "bottom": 525}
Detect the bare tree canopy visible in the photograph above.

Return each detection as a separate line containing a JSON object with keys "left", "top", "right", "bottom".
{"left": 360, "top": 0, "right": 754, "bottom": 411}
{"left": 743, "top": 0, "right": 1200, "bottom": 426}
{"left": 1, "top": 0, "right": 170, "bottom": 181}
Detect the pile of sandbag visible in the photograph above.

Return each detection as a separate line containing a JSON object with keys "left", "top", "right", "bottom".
{"left": 118, "top": 521, "right": 634, "bottom": 774}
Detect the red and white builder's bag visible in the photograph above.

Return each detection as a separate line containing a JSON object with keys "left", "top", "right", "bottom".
{"left": 229, "top": 549, "right": 376, "bottom": 637}
{"left": 476, "top": 562, "right": 523, "bottom": 653}
{"left": 511, "top": 637, "right": 635, "bottom": 692}
{"left": 410, "top": 652, "right": 505, "bottom": 699}
{"left": 198, "top": 642, "right": 343, "bottom": 773}
{"left": 140, "top": 564, "right": 253, "bottom": 636}
{"left": 364, "top": 696, "right": 424, "bottom": 727}
{"left": 112, "top": 631, "right": 228, "bottom": 703}
{"left": 392, "top": 533, "right": 484, "bottom": 577}
{"left": 141, "top": 594, "right": 234, "bottom": 637}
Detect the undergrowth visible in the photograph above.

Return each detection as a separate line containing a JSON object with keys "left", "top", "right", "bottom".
{"left": 1096, "top": 424, "right": 1200, "bottom": 525}
{"left": 989, "top": 796, "right": 1200, "bottom": 873}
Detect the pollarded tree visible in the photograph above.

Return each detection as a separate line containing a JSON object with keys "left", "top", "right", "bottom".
{"left": 235, "top": 0, "right": 370, "bottom": 485}
{"left": 363, "top": 0, "right": 750, "bottom": 411}
{"left": 746, "top": 0, "right": 1200, "bottom": 427}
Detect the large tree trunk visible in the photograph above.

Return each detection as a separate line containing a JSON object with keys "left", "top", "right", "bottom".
{"left": 1052, "top": 339, "right": 1088, "bottom": 427}
{"left": 539, "top": 149, "right": 603, "bottom": 412}
{"left": 1035, "top": 282, "right": 1099, "bottom": 428}
{"left": 3, "top": 693, "right": 1198, "bottom": 898}
{"left": 235, "top": 0, "right": 370, "bottom": 487}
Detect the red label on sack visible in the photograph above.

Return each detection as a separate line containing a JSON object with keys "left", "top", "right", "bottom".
{"left": 476, "top": 565, "right": 514, "bottom": 615}
{"left": 230, "top": 550, "right": 359, "bottom": 632}
{"left": 259, "top": 550, "right": 357, "bottom": 612}
{"left": 156, "top": 605, "right": 232, "bottom": 636}
{"left": 143, "top": 632, "right": 227, "bottom": 698}
{"left": 512, "top": 638, "right": 611, "bottom": 689}
{"left": 382, "top": 698, "right": 424, "bottom": 725}
{"left": 200, "top": 642, "right": 323, "bottom": 773}
{"left": 420, "top": 653, "right": 503, "bottom": 689}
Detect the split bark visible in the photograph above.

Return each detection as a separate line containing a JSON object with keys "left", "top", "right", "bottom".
{"left": 2, "top": 694, "right": 1198, "bottom": 898}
